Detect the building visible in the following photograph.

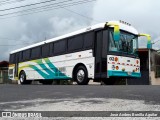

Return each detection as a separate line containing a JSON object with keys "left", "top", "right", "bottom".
{"left": 128, "top": 48, "right": 160, "bottom": 85}
{"left": 0, "top": 61, "right": 9, "bottom": 84}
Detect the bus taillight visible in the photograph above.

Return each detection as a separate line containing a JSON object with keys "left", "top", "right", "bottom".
{"left": 116, "top": 66, "right": 119, "bottom": 70}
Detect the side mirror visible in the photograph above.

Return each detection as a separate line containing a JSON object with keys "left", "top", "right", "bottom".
{"left": 107, "top": 22, "right": 120, "bottom": 41}
{"left": 113, "top": 25, "right": 120, "bottom": 41}
{"left": 139, "top": 34, "right": 152, "bottom": 49}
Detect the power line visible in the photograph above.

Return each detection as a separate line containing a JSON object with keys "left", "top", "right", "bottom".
{"left": 0, "top": 0, "right": 72, "bottom": 16}
{"left": 0, "top": 0, "right": 26, "bottom": 6}
{"left": 0, "top": 0, "right": 57, "bottom": 11}
{"left": 0, "top": 0, "right": 98, "bottom": 46}
{"left": 63, "top": 7, "right": 100, "bottom": 22}
{"left": 153, "top": 39, "right": 160, "bottom": 44}
{"left": 0, "top": 0, "right": 25, "bottom": 3}
{"left": 0, "top": 0, "right": 13, "bottom": 3}
{"left": 0, "top": 0, "right": 96, "bottom": 20}
{"left": 0, "top": 0, "right": 95, "bottom": 17}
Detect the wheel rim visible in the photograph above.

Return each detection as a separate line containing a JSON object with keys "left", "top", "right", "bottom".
{"left": 20, "top": 74, "right": 24, "bottom": 83}
{"left": 77, "top": 69, "right": 85, "bottom": 82}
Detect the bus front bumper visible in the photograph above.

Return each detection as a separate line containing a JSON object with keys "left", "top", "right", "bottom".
{"left": 108, "top": 70, "right": 141, "bottom": 78}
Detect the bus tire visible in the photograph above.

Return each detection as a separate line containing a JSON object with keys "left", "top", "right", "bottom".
{"left": 19, "top": 71, "right": 32, "bottom": 85}
{"left": 74, "top": 66, "right": 89, "bottom": 85}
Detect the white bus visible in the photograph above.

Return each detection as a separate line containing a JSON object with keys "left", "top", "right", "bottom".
{"left": 8, "top": 21, "right": 151, "bottom": 85}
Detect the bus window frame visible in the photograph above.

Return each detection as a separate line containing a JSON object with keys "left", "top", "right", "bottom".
{"left": 107, "top": 28, "right": 139, "bottom": 58}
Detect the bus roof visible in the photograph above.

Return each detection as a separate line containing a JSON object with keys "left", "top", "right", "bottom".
{"left": 10, "top": 21, "right": 138, "bottom": 54}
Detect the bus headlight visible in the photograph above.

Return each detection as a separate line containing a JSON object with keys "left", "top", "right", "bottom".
{"left": 116, "top": 66, "right": 119, "bottom": 70}
{"left": 114, "top": 57, "right": 118, "bottom": 62}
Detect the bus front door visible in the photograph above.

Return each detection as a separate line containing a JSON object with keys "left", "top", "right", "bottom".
{"left": 95, "top": 30, "right": 108, "bottom": 80}
{"left": 95, "top": 31, "right": 103, "bottom": 79}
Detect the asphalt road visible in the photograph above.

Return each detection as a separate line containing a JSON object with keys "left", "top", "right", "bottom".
{"left": 0, "top": 85, "right": 160, "bottom": 119}
{"left": 0, "top": 85, "right": 160, "bottom": 108}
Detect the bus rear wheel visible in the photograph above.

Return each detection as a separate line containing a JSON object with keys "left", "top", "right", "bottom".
{"left": 74, "top": 66, "right": 89, "bottom": 85}
{"left": 19, "top": 71, "right": 32, "bottom": 85}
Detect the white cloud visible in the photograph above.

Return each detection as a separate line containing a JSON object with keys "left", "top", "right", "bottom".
{"left": 0, "top": 0, "right": 94, "bottom": 61}
{"left": 0, "top": 0, "right": 160, "bottom": 60}
{"left": 92, "top": 0, "right": 160, "bottom": 49}
{"left": 49, "top": 17, "right": 87, "bottom": 36}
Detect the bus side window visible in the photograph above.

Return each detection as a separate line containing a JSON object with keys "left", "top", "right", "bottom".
{"left": 31, "top": 47, "right": 41, "bottom": 59}
{"left": 23, "top": 49, "right": 31, "bottom": 61}
{"left": 19, "top": 52, "right": 23, "bottom": 62}
{"left": 84, "top": 32, "right": 94, "bottom": 49}
{"left": 54, "top": 40, "right": 66, "bottom": 55}
{"left": 15, "top": 52, "right": 20, "bottom": 63}
{"left": 42, "top": 44, "right": 50, "bottom": 57}
{"left": 9, "top": 54, "right": 16, "bottom": 64}
{"left": 68, "top": 35, "right": 83, "bottom": 52}
{"left": 49, "top": 42, "right": 54, "bottom": 56}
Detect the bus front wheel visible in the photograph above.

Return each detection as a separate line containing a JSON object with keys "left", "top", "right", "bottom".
{"left": 19, "top": 71, "right": 32, "bottom": 85}
{"left": 74, "top": 66, "right": 89, "bottom": 85}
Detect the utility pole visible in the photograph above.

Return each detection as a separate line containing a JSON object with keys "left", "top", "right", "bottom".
{"left": 148, "top": 49, "right": 151, "bottom": 85}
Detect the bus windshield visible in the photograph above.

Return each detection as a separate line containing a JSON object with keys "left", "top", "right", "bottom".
{"left": 109, "top": 31, "right": 138, "bottom": 55}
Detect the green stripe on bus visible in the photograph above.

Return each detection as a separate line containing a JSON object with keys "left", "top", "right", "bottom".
{"left": 21, "top": 58, "right": 70, "bottom": 79}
